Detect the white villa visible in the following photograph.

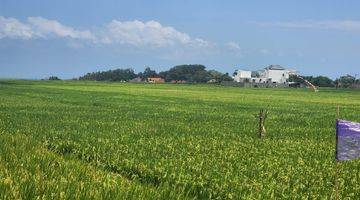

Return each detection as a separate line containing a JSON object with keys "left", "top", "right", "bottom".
{"left": 233, "top": 70, "right": 252, "bottom": 82}
{"left": 234, "top": 65, "right": 297, "bottom": 84}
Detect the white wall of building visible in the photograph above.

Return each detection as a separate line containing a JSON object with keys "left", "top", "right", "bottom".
{"left": 234, "top": 65, "right": 297, "bottom": 84}
{"left": 234, "top": 70, "right": 252, "bottom": 82}
{"left": 265, "top": 69, "right": 289, "bottom": 83}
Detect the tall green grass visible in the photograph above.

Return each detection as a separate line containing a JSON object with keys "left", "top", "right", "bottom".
{"left": 0, "top": 80, "right": 359, "bottom": 199}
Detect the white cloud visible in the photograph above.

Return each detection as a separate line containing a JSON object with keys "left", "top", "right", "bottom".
{"left": 191, "top": 38, "right": 211, "bottom": 48}
{"left": 225, "top": 41, "right": 243, "bottom": 57}
{"left": 0, "top": 16, "right": 94, "bottom": 40}
{"left": 0, "top": 16, "right": 210, "bottom": 49}
{"left": 101, "top": 19, "right": 209, "bottom": 48}
{"left": 226, "top": 42, "right": 241, "bottom": 51}
{"left": 0, "top": 16, "right": 34, "bottom": 39}
{"left": 255, "top": 20, "right": 360, "bottom": 32}
{"left": 28, "top": 17, "right": 95, "bottom": 40}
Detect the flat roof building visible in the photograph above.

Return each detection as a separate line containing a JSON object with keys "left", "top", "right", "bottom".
{"left": 234, "top": 65, "right": 298, "bottom": 84}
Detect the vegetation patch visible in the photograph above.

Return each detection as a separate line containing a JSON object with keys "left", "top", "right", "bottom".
{"left": 0, "top": 80, "right": 359, "bottom": 199}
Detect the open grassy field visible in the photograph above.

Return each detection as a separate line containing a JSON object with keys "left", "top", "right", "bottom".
{"left": 0, "top": 80, "right": 359, "bottom": 199}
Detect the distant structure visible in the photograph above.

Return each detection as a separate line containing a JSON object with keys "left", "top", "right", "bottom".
{"left": 171, "top": 80, "right": 187, "bottom": 84}
{"left": 147, "top": 77, "right": 165, "bottom": 83}
{"left": 227, "top": 65, "right": 298, "bottom": 88}
{"left": 234, "top": 65, "right": 297, "bottom": 84}
{"left": 233, "top": 70, "right": 252, "bottom": 83}
{"left": 207, "top": 79, "right": 218, "bottom": 83}
{"left": 129, "top": 77, "right": 143, "bottom": 83}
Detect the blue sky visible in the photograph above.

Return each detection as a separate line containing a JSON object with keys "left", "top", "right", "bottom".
{"left": 1, "top": 0, "right": 359, "bottom": 79}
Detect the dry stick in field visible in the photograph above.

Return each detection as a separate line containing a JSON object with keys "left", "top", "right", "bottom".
{"left": 257, "top": 109, "right": 268, "bottom": 138}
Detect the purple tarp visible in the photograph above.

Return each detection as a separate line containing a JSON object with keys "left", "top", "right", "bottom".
{"left": 336, "top": 119, "right": 360, "bottom": 161}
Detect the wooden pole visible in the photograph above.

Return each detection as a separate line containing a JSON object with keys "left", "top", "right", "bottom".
{"left": 258, "top": 109, "right": 267, "bottom": 138}
{"left": 262, "top": 110, "right": 267, "bottom": 136}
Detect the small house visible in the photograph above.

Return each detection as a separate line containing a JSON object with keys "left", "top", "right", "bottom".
{"left": 147, "top": 77, "right": 165, "bottom": 83}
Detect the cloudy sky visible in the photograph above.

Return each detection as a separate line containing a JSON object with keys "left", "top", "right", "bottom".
{"left": 1, "top": 0, "right": 359, "bottom": 79}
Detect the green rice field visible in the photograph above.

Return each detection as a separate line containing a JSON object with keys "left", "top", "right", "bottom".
{"left": 0, "top": 80, "right": 359, "bottom": 199}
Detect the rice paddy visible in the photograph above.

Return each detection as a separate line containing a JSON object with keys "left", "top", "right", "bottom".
{"left": 0, "top": 80, "right": 359, "bottom": 199}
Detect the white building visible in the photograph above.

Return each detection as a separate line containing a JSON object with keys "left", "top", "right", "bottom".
{"left": 258, "top": 65, "right": 291, "bottom": 84}
{"left": 234, "top": 65, "right": 297, "bottom": 84}
{"left": 233, "top": 70, "right": 252, "bottom": 82}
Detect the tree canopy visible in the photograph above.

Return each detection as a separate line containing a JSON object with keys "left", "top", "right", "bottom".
{"left": 138, "top": 67, "right": 158, "bottom": 80}
{"left": 48, "top": 76, "right": 61, "bottom": 80}
{"left": 76, "top": 65, "right": 356, "bottom": 87}
{"left": 159, "top": 64, "right": 211, "bottom": 83}
{"left": 335, "top": 75, "right": 357, "bottom": 88}
{"left": 79, "top": 68, "right": 136, "bottom": 81}
{"left": 289, "top": 75, "right": 334, "bottom": 87}
{"left": 79, "top": 65, "right": 229, "bottom": 83}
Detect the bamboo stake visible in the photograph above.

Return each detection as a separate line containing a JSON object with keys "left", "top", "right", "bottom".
{"left": 257, "top": 109, "right": 267, "bottom": 138}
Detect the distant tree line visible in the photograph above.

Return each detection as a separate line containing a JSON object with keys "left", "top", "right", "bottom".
{"left": 79, "top": 68, "right": 136, "bottom": 82}
{"left": 78, "top": 64, "right": 233, "bottom": 83}
{"left": 334, "top": 75, "right": 360, "bottom": 88}
{"left": 42, "top": 76, "right": 61, "bottom": 81}
{"left": 75, "top": 65, "right": 358, "bottom": 87}
{"left": 289, "top": 74, "right": 359, "bottom": 88}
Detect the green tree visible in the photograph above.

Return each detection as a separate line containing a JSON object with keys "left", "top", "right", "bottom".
{"left": 141, "top": 67, "right": 158, "bottom": 80}
{"left": 220, "top": 73, "right": 233, "bottom": 81}
{"left": 311, "top": 76, "right": 334, "bottom": 87}
{"left": 79, "top": 68, "right": 136, "bottom": 81}
{"left": 161, "top": 64, "right": 211, "bottom": 83}
{"left": 48, "top": 76, "right": 61, "bottom": 80}
{"left": 289, "top": 75, "right": 334, "bottom": 87}
{"left": 335, "top": 75, "right": 356, "bottom": 88}
{"left": 208, "top": 70, "right": 223, "bottom": 82}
